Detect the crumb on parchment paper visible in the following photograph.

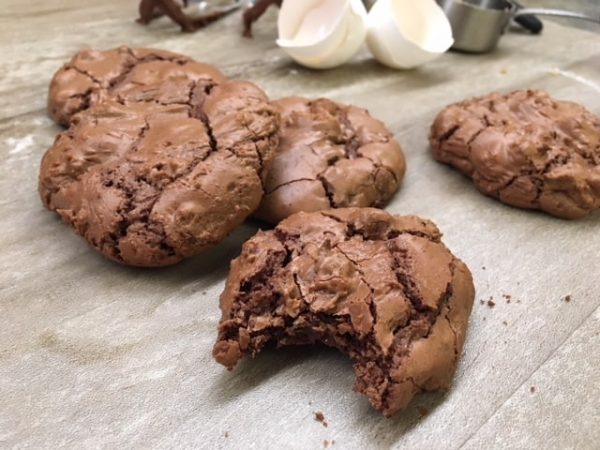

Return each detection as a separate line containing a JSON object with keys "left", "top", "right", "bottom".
{"left": 314, "top": 411, "right": 328, "bottom": 427}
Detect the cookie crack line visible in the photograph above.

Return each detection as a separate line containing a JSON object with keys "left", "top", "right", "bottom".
{"left": 104, "top": 87, "right": 221, "bottom": 261}
{"left": 381, "top": 257, "right": 456, "bottom": 411}
{"left": 335, "top": 244, "right": 376, "bottom": 296}
{"left": 68, "top": 64, "right": 103, "bottom": 86}
{"left": 436, "top": 124, "right": 460, "bottom": 146}
{"left": 108, "top": 50, "right": 190, "bottom": 92}
{"left": 441, "top": 260, "right": 458, "bottom": 357}
{"left": 265, "top": 178, "right": 321, "bottom": 196}
{"left": 334, "top": 243, "right": 379, "bottom": 336}
{"left": 465, "top": 120, "right": 488, "bottom": 158}
{"left": 358, "top": 151, "right": 400, "bottom": 185}
{"left": 317, "top": 211, "right": 437, "bottom": 243}
{"left": 111, "top": 118, "right": 156, "bottom": 260}
{"left": 338, "top": 107, "right": 361, "bottom": 159}
{"left": 317, "top": 175, "right": 337, "bottom": 208}
{"left": 241, "top": 123, "right": 267, "bottom": 192}
{"left": 387, "top": 243, "right": 429, "bottom": 314}
{"left": 67, "top": 49, "right": 188, "bottom": 92}
{"left": 189, "top": 81, "right": 219, "bottom": 154}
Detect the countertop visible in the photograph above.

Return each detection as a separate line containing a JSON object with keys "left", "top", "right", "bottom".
{"left": 0, "top": 1, "right": 599, "bottom": 449}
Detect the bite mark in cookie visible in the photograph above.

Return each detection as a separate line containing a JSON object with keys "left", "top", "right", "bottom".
{"left": 213, "top": 208, "right": 474, "bottom": 416}
{"left": 40, "top": 79, "right": 279, "bottom": 267}
{"left": 254, "top": 98, "right": 406, "bottom": 224}
{"left": 430, "top": 90, "right": 600, "bottom": 219}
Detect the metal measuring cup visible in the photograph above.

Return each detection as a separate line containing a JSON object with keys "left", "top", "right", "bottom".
{"left": 436, "top": 0, "right": 600, "bottom": 53}
{"left": 182, "top": 0, "right": 247, "bottom": 16}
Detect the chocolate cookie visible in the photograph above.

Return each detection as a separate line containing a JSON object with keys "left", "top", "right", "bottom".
{"left": 48, "top": 46, "right": 226, "bottom": 126}
{"left": 39, "top": 80, "right": 279, "bottom": 267}
{"left": 430, "top": 90, "right": 600, "bottom": 219}
{"left": 254, "top": 97, "right": 406, "bottom": 224}
{"left": 213, "top": 208, "right": 474, "bottom": 416}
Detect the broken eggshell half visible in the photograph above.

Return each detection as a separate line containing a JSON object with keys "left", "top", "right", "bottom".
{"left": 366, "top": 0, "right": 454, "bottom": 69}
{"left": 276, "top": 0, "right": 368, "bottom": 69}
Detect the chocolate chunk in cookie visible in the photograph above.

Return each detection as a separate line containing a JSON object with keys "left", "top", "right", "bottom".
{"left": 254, "top": 98, "right": 406, "bottom": 224}
{"left": 430, "top": 90, "right": 600, "bottom": 219}
{"left": 39, "top": 79, "right": 279, "bottom": 267}
{"left": 213, "top": 208, "right": 474, "bottom": 416}
{"left": 48, "top": 46, "right": 226, "bottom": 126}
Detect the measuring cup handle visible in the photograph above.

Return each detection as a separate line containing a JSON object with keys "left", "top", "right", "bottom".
{"left": 514, "top": 14, "right": 543, "bottom": 34}
{"left": 511, "top": 0, "right": 543, "bottom": 34}
{"left": 515, "top": 8, "right": 600, "bottom": 25}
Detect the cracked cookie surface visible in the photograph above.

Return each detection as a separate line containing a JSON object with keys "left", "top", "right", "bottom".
{"left": 430, "top": 90, "right": 600, "bottom": 219}
{"left": 254, "top": 97, "right": 406, "bottom": 224}
{"left": 48, "top": 46, "right": 226, "bottom": 126}
{"left": 213, "top": 208, "right": 474, "bottom": 416}
{"left": 39, "top": 78, "right": 280, "bottom": 267}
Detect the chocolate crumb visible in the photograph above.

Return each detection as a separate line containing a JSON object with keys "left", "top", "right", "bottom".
{"left": 417, "top": 406, "right": 429, "bottom": 418}
{"left": 530, "top": 386, "right": 536, "bottom": 393}
{"left": 480, "top": 300, "right": 485, "bottom": 305}
{"left": 482, "top": 266, "right": 486, "bottom": 270}
{"left": 314, "top": 411, "right": 328, "bottom": 427}
{"left": 323, "top": 440, "right": 330, "bottom": 448}
{"left": 502, "top": 321, "right": 508, "bottom": 326}
{"left": 564, "top": 295, "right": 572, "bottom": 303}
{"left": 224, "top": 431, "right": 229, "bottom": 438}
{"left": 487, "top": 300, "right": 496, "bottom": 308}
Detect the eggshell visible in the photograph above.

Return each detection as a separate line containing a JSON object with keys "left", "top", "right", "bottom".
{"left": 366, "top": 0, "right": 454, "bottom": 69}
{"left": 277, "top": 0, "right": 368, "bottom": 69}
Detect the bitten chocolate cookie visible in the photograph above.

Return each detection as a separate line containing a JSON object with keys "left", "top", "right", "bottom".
{"left": 213, "top": 208, "right": 474, "bottom": 416}
{"left": 430, "top": 90, "right": 600, "bottom": 219}
{"left": 39, "top": 79, "right": 279, "bottom": 267}
{"left": 254, "top": 97, "right": 406, "bottom": 224}
{"left": 48, "top": 46, "right": 226, "bottom": 126}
